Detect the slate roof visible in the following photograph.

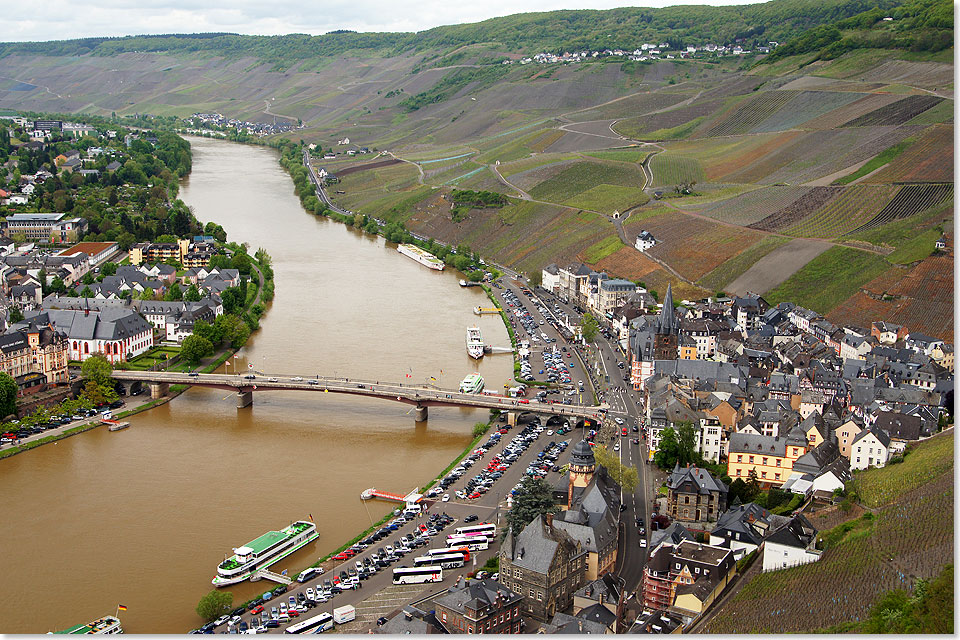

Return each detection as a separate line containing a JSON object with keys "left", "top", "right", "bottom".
{"left": 546, "top": 613, "right": 609, "bottom": 634}
{"left": 792, "top": 440, "right": 841, "bottom": 476}
{"left": 21, "top": 307, "right": 151, "bottom": 341}
{"left": 574, "top": 574, "right": 620, "bottom": 606}
{"left": 728, "top": 432, "right": 787, "bottom": 457}
{"left": 0, "top": 332, "right": 29, "bottom": 354}
{"left": 713, "top": 503, "right": 789, "bottom": 548}
{"left": 667, "top": 464, "right": 728, "bottom": 496}
{"left": 578, "top": 603, "right": 617, "bottom": 629}
{"left": 873, "top": 411, "right": 922, "bottom": 441}
{"left": 554, "top": 466, "right": 620, "bottom": 554}
{"left": 765, "top": 514, "right": 817, "bottom": 549}
{"left": 505, "top": 514, "right": 582, "bottom": 574}
{"left": 852, "top": 426, "right": 892, "bottom": 448}
{"left": 434, "top": 577, "right": 522, "bottom": 616}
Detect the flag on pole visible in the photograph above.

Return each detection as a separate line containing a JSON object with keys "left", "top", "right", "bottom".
{"left": 281, "top": 569, "right": 288, "bottom": 576}
{"left": 248, "top": 363, "right": 254, "bottom": 369}
{"left": 118, "top": 605, "right": 128, "bottom": 611}
{"left": 309, "top": 514, "right": 314, "bottom": 522}
{"left": 430, "top": 377, "right": 437, "bottom": 381}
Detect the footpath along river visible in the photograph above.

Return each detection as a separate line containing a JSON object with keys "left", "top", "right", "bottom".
{"left": 0, "top": 135, "right": 512, "bottom": 633}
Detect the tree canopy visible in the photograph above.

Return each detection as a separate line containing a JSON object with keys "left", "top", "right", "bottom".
{"left": 81, "top": 354, "right": 114, "bottom": 388}
{"left": 593, "top": 444, "right": 639, "bottom": 492}
{"left": 506, "top": 476, "right": 558, "bottom": 537}
{"left": 196, "top": 589, "right": 233, "bottom": 623}
{"left": 653, "top": 422, "right": 701, "bottom": 470}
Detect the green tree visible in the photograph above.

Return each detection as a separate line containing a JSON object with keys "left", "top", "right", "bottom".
{"left": 472, "top": 421, "right": 490, "bottom": 438}
{"left": 652, "top": 422, "right": 701, "bottom": 470}
{"left": 230, "top": 252, "right": 251, "bottom": 276}
{"left": 593, "top": 444, "right": 639, "bottom": 491}
{"left": 165, "top": 283, "right": 183, "bottom": 301}
{"left": 216, "top": 314, "right": 251, "bottom": 349}
{"left": 181, "top": 334, "right": 214, "bottom": 365}
{"left": 580, "top": 313, "right": 599, "bottom": 343}
{"left": 506, "top": 476, "right": 558, "bottom": 537}
{"left": 138, "top": 288, "right": 156, "bottom": 300}
{"left": 8, "top": 307, "right": 23, "bottom": 324}
{"left": 193, "top": 319, "right": 224, "bottom": 346}
{"left": 528, "top": 270, "right": 542, "bottom": 287}
{"left": 100, "top": 262, "right": 118, "bottom": 277}
{"left": 0, "top": 372, "right": 17, "bottom": 418}
{"left": 221, "top": 287, "right": 244, "bottom": 314}
{"left": 81, "top": 380, "right": 117, "bottom": 405}
{"left": 81, "top": 354, "right": 114, "bottom": 388}
{"left": 196, "top": 589, "right": 233, "bottom": 623}
{"left": 80, "top": 285, "right": 94, "bottom": 299}
{"left": 184, "top": 283, "right": 202, "bottom": 302}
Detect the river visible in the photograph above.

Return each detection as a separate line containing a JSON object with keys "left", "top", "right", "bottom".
{"left": 0, "top": 135, "right": 512, "bottom": 633}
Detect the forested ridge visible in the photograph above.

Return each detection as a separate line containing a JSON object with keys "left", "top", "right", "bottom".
{"left": 0, "top": 0, "right": 907, "bottom": 66}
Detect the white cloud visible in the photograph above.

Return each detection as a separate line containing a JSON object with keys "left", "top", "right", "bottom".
{"left": 5, "top": 0, "right": 754, "bottom": 42}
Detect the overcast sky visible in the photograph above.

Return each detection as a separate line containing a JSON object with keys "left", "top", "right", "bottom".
{"left": 7, "top": 0, "right": 755, "bottom": 42}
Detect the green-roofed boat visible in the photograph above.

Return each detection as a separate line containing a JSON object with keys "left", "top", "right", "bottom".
{"left": 212, "top": 520, "right": 318, "bottom": 586}
{"left": 52, "top": 616, "right": 122, "bottom": 634}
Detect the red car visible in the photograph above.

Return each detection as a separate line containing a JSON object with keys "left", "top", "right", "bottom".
{"left": 332, "top": 552, "right": 350, "bottom": 560}
{"left": 250, "top": 605, "right": 264, "bottom": 615}
{"left": 622, "top": 428, "right": 628, "bottom": 436}
{"left": 288, "top": 609, "right": 300, "bottom": 618}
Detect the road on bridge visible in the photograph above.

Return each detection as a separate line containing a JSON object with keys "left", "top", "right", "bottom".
{"left": 111, "top": 370, "right": 608, "bottom": 420}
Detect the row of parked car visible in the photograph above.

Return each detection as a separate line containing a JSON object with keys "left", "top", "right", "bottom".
{"left": 1, "top": 401, "right": 125, "bottom": 441}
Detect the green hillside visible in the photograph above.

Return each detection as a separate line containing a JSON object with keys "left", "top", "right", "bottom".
{"left": 0, "top": 0, "right": 906, "bottom": 66}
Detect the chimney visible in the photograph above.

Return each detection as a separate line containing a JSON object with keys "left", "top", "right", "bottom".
{"left": 545, "top": 513, "right": 554, "bottom": 528}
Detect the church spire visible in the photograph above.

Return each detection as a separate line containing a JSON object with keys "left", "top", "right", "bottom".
{"left": 657, "top": 283, "right": 676, "bottom": 334}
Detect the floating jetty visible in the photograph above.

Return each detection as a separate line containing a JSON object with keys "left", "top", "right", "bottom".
{"left": 474, "top": 306, "right": 500, "bottom": 315}
{"left": 361, "top": 487, "right": 423, "bottom": 504}
{"left": 459, "top": 280, "right": 481, "bottom": 287}
{"left": 103, "top": 420, "right": 130, "bottom": 432}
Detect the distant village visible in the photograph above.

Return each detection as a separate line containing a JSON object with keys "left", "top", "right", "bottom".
{"left": 185, "top": 112, "right": 302, "bottom": 138}
{"left": 510, "top": 40, "right": 779, "bottom": 65}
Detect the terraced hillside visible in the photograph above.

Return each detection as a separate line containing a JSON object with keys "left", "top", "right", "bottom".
{"left": 0, "top": 5, "right": 950, "bottom": 326}
{"left": 704, "top": 431, "right": 954, "bottom": 634}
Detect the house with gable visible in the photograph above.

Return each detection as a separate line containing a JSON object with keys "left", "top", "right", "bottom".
{"left": 499, "top": 513, "right": 587, "bottom": 621}
{"left": 761, "top": 514, "right": 821, "bottom": 572}
{"left": 850, "top": 427, "right": 891, "bottom": 470}
{"left": 666, "top": 464, "right": 728, "bottom": 525}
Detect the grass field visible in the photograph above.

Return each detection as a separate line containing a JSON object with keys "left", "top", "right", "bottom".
{"left": 764, "top": 246, "right": 890, "bottom": 312}
{"left": 852, "top": 431, "right": 954, "bottom": 508}
{"left": 904, "top": 99, "right": 954, "bottom": 125}
{"left": 697, "top": 235, "right": 791, "bottom": 291}
{"left": 528, "top": 161, "right": 646, "bottom": 203}
{"left": 885, "top": 228, "right": 941, "bottom": 264}
{"left": 579, "top": 236, "right": 625, "bottom": 263}
{"left": 649, "top": 153, "right": 705, "bottom": 187}
{"left": 564, "top": 184, "right": 650, "bottom": 215}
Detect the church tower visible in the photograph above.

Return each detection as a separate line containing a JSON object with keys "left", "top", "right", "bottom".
{"left": 567, "top": 440, "right": 596, "bottom": 508}
{"left": 653, "top": 283, "right": 679, "bottom": 360}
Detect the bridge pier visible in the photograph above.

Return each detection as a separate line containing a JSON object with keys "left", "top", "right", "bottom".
{"left": 237, "top": 391, "right": 253, "bottom": 409}
{"left": 507, "top": 411, "right": 517, "bottom": 427}
{"left": 149, "top": 382, "right": 169, "bottom": 399}
{"left": 415, "top": 404, "right": 428, "bottom": 422}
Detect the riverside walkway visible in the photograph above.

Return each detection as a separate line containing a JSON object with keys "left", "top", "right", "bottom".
{"left": 111, "top": 370, "right": 607, "bottom": 422}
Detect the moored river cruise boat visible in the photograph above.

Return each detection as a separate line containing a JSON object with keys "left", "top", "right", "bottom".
{"left": 397, "top": 243, "right": 444, "bottom": 270}
{"left": 212, "top": 520, "right": 318, "bottom": 586}
{"left": 52, "top": 615, "right": 123, "bottom": 634}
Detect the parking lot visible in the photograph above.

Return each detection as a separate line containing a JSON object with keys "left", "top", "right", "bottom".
{"left": 202, "top": 411, "right": 595, "bottom": 634}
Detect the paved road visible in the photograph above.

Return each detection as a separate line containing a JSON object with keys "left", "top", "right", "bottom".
{"left": 521, "top": 285, "right": 652, "bottom": 593}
